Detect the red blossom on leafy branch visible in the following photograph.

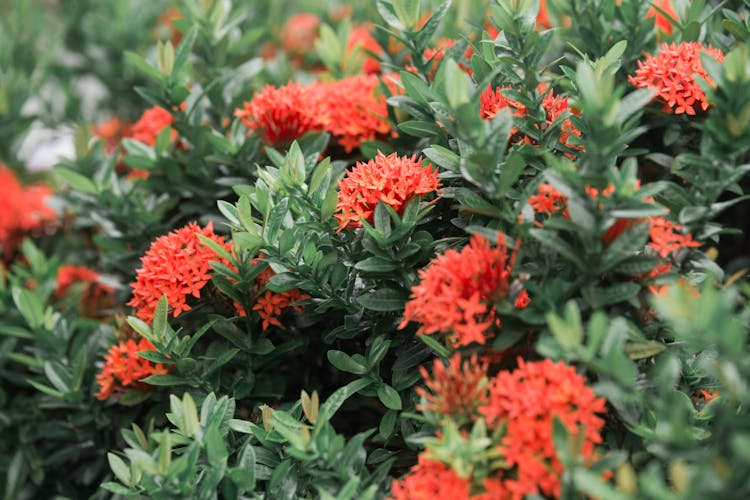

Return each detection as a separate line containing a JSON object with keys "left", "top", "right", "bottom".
{"left": 629, "top": 42, "right": 725, "bottom": 115}
{"left": 0, "top": 166, "right": 57, "bottom": 260}
{"left": 281, "top": 13, "right": 321, "bottom": 55}
{"left": 480, "top": 358, "right": 607, "bottom": 499}
{"left": 528, "top": 183, "right": 569, "bottom": 219}
{"left": 92, "top": 116, "right": 131, "bottom": 154}
{"left": 234, "top": 256, "right": 310, "bottom": 330}
{"left": 128, "top": 222, "right": 232, "bottom": 323}
{"left": 235, "top": 75, "right": 394, "bottom": 152}
{"left": 389, "top": 456, "right": 471, "bottom": 500}
{"left": 417, "top": 354, "right": 489, "bottom": 419}
{"left": 400, "top": 233, "right": 521, "bottom": 347}
{"left": 346, "top": 25, "right": 384, "bottom": 74}
{"left": 130, "top": 105, "right": 177, "bottom": 146}
{"left": 647, "top": 216, "right": 701, "bottom": 257}
{"left": 647, "top": 0, "right": 677, "bottom": 35}
{"left": 479, "top": 84, "right": 582, "bottom": 153}
{"left": 55, "top": 265, "right": 115, "bottom": 318}
{"left": 95, "top": 337, "right": 170, "bottom": 400}
{"left": 335, "top": 152, "right": 442, "bottom": 231}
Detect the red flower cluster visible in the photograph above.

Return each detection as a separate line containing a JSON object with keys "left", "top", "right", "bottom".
{"left": 480, "top": 358, "right": 607, "bottom": 499}
{"left": 250, "top": 260, "right": 310, "bottom": 330}
{"left": 335, "top": 152, "right": 441, "bottom": 230}
{"left": 647, "top": 216, "right": 701, "bottom": 257}
{"left": 417, "top": 354, "right": 488, "bottom": 419}
{"left": 390, "top": 456, "right": 471, "bottom": 500}
{"left": 528, "top": 183, "right": 569, "bottom": 218}
{"left": 0, "top": 166, "right": 56, "bottom": 260}
{"left": 235, "top": 82, "right": 324, "bottom": 146}
{"left": 235, "top": 75, "right": 394, "bottom": 152}
{"left": 400, "top": 233, "right": 519, "bottom": 347}
{"left": 95, "top": 337, "right": 170, "bottom": 400}
{"left": 55, "top": 265, "right": 115, "bottom": 318}
{"left": 93, "top": 117, "right": 131, "bottom": 153}
{"left": 346, "top": 25, "right": 384, "bottom": 74}
{"left": 281, "top": 13, "right": 321, "bottom": 55}
{"left": 130, "top": 105, "right": 177, "bottom": 146}
{"left": 629, "top": 42, "right": 725, "bottom": 115}
{"left": 647, "top": 0, "right": 677, "bottom": 35}
{"left": 480, "top": 84, "right": 582, "bottom": 152}
{"left": 128, "top": 222, "right": 231, "bottom": 323}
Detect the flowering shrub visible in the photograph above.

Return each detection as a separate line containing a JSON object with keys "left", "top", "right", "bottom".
{"left": 2, "top": 0, "right": 750, "bottom": 498}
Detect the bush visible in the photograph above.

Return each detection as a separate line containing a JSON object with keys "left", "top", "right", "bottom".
{"left": 2, "top": 0, "right": 750, "bottom": 498}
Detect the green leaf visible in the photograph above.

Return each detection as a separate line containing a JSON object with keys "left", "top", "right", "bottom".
{"left": 417, "top": 333, "right": 450, "bottom": 357}
{"left": 141, "top": 374, "right": 187, "bottom": 386}
{"left": 423, "top": 145, "right": 459, "bottom": 172}
{"left": 173, "top": 26, "right": 198, "bottom": 75}
{"left": 205, "top": 425, "right": 229, "bottom": 465}
{"left": 124, "top": 51, "right": 164, "bottom": 81}
{"left": 316, "top": 378, "right": 373, "bottom": 430}
{"left": 497, "top": 150, "right": 525, "bottom": 196}
{"left": 12, "top": 287, "right": 44, "bottom": 329}
{"left": 444, "top": 59, "right": 471, "bottom": 108}
{"left": 379, "top": 410, "right": 398, "bottom": 439}
{"left": 377, "top": 384, "right": 402, "bottom": 410}
{"left": 355, "top": 257, "right": 399, "bottom": 272}
{"left": 400, "top": 70, "right": 434, "bottom": 104}
{"left": 152, "top": 295, "right": 169, "bottom": 341}
{"left": 357, "top": 288, "right": 407, "bottom": 311}
{"left": 546, "top": 301, "right": 583, "bottom": 350}
{"left": 398, "top": 120, "right": 441, "bottom": 138}
{"left": 624, "top": 340, "right": 666, "bottom": 360}
{"left": 327, "top": 350, "right": 369, "bottom": 374}
{"left": 55, "top": 166, "right": 98, "bottom": 194}
{"left": 157, "top": 431, "right": 172, "bottom": 475}
{"left": 196, "top": 233, "right": 234, "bottom": 262}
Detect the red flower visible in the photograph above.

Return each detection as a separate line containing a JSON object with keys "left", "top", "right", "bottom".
{"left": 646, "top": 0, "right": 677, "bottom": 35}
{"left": 95, "top": 337, "right": 170, "bottom": 400}
{"left": 93, "top": 117, "right": 131, "bottom": 153}
{"left": 528, "top": 183, "right": 569, "bottom": 218}
{"left": 390, "top": 456, "right": 471, "bottom": 500}
{"left": 318, "top": 74, "right": 395, "bottom": 152}
{"left": 281, "top": 13, "right": 320, "bottom": 55}
{"left": 629, "top": 42, "right": 725, "bottom": 115}
{"left": 480, "top": 84, "right": 526, "bottom": 123}
{"left": 250, "top": 259, "right": 310, "bottom": 330}
{"left": 400, "top": 233, "right": 519, "bottom": 347}
{"left": 0, "top": 166, "right": 56, "bottom": 260}
{"left": 128, "top": 222, "right": 231, "bottom": 323}
{"left": 346, "top": 25, "right": 384, "bottom": 74}
{"left": 130, "top": 106, "right": 177, "bottom": 146}
{"left": 480, "top": 358, "right": 607, "bottom": 499}
{"left": 55, "top": 265, "right": 115, "bottom": 318}
{"left": 335, "top": 152, "right": 441, "bottom": 231}
{"left": 235, "top": 82, "right": 325, "bottom": 146}
{"left": 513, "top": 289, "right": 530, "bottom": 309}
{"left": 647, "top": 216, "right": 700, "bottom": 257}
{"left": 417, "top": 354, "right": 488, "bottom": 419}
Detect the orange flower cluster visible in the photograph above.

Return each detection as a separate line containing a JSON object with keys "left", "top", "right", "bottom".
{"left": 235, "top": 75, "right": 394, "bottom": 152}
{"left": 480, "top": 84, "right": 582, "bottom": 152}
{"left": 390, "top": 456, "right": 471, "bottom": 500}
{"left": 95, "top": 337, "right": 170, "bottom": 400}
{"left": 629, "top": 42, "right": 725, "bottom": 115}
{"left": 335, "top": 152, "right": 441, "bottom": 230}
{"left": 55, "top": 265, "right": 115, "bottom": 318}
{"left": 346, "top": 25, "right": 384, "bottom": 74}
{"left": 0, "top": 166, "right": 56, "bottom": 260}
{"left": 281, "top": 13, "right": 321, "bottom": 55}
{"left": 480, "top": 358, "right": 607, "bottom": 499}
{"left": 128, "top": 222, "right": 231, "bottom": 323}
{"left": 400, "top": 233, "right": 520, "bottom": 347}
{"left": 250, "top": 260, "right": 310, "bottom": 330}
{"left": 417, "top": 354, "right": 488, "bottom": 419}
{"left": 130, "top": 105, "right": 177, "bottom": 146}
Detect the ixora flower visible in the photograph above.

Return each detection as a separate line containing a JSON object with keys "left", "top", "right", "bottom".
{"left": 400, "top": 233, "right": 520, "bottom": 347}
{"left": 646, "top": 0, "right": 677, "bottom": 35}
{"left": 0, "top": 166, "right": 57, "bottom": 260}
{"left": 280, "top": 13, "right": 320, "bottom": 55}
{"left": 629, "top": 42, "right": 725, "bottom": 115}
{"left": 95, "top": 337, "right": 170, "bottom": 400}
{"left": 390, "top": 456, "right": 471, "bottom": 500}
{"left": 235, "top": 82, "right": 325, "bottom": 146}
{"left": 346, "top": 25, "right": 384, "bottom": 74}
{"left": 128, "top": 221, "right": 231, "bottom": 323}
{"left": 417, "top": 353, "right": 488, "bottom": 419}
{"left": 480, "top": 84, "right": 582, "bottom": 153}
{"left": 480, "top": 358, "right": 607, "bottom": 499}
{"left": 335, "top": 152, "right": 441, "bottom": 230}
{"left": 245, "top": 257, "right": 310, "bottom": 330}
{"left": 130, "top": 105, "right": 177, "bottom": 146}
{"left": 55, "top": 265, "right": 115, "bottom": 318}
